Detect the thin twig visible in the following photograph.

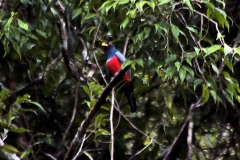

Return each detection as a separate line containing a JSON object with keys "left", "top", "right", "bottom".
{"left": 110, "top": 88, "right": 115, "bottom": 160}
{"left": 73, "top": 134, "right": 87, "bottom": 160}
{"left": 92, "top": 22, "right": 108, "bottom": 85}
{"left": 114, "top": 105, "right": 161, "bottom": 147}
{"left": 130, "top": 138, "right": 153, "bottom": 160}
{"left": 62, "top": 80, "right": 80, "bottom": 144}
{"left": 123, "top": 32, "right": 132, "bottom": 56}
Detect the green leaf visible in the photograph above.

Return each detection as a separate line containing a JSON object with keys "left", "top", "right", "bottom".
{"left": 179, "top": 68, "right": 186, "bottom": 82}
{"left": 165, "top": 54, "right": 176, "bottom": 66}
{"left": 122, "top": 59, "right": 134, "bottom": 69}
{"left": 216, "top": 32, "right": 224, "bottom": 40}
{"left": 165, "top": 66, "right": 176, "bottom": 79}
{"left": 95, "top": 129, "right": 110, "bottom": 138}
{"left": 20, "top": 0, "right": 29, "bottom": 4}
{"left": 83, "top": 13, "right": 96, "bottom": 21}
{"left": 202, "top": 83, "right": 209, "bottom": 104}
{"left": 10, "top": 127, "right": 28, "bottom": 133}
{"left": 72, "top": 8, "right": 82, "bottom": 19}
{"left": 82, "top": 85, "right": 90, "bottom": 98}
{"left": 211, "top": 64, "right": 219, "bottom": 76}
{"left": 0, "top": 144, "right": 19, "bottom": 154}
{"left": 171, "top": 25, "right": 180, "bottom": 42}
{"left": 207, "top": 76, "right": 217, "bottom": 91}
{"left": 145, "top": 1, "right": 155, "bottom": 11}
{"left": 159, "top": 0, "right": 171, "bottom": 5}
{"left": 11, "top": 27, "right": 20, "bottom": 40}
{"left": 164, "top": 95, "right": 172, "bottom": 109}
{"left": 105, "top": 1, "right": 118, "bottom": 13}
{"left": 18, "top": 19, "right": 28, "bottom": 31}
{"left": 21, "top": 149, "right": 33, "bottom": 159}
{"left": 6, "top": 111, "right": 13, "bottom": 127}
{"left": 175, "top": 61, "right": 181, "bottom": 71}
{"left": 29, "top": 101, "right": 46, "bottom": 113}
{"left": 224, "top": 44, "right": 232, "bottom": 57}
{"left": 183, "top": 0, "right": 193, "bottom": 11}
{"left": 98, "top": 1, "right": 112, "bottom": 11}
{"left": 118, "top": 0, "right": 129, "bottom": 5}
{"left": 135, "top": 58, "right": 144, "bottom": 67}
{"left": 136, "top": 1, "right": 146, "bottom": 12}
{"left": 36, "top": 29, "right": 47, "bottom": 38}
{"left": 210, "top": 90, "right": 217, "bottom": 103}
{"left": 222, "top": 71, "right": 233, "bottom": 84}
{"left": 12, "top": 44, "right": 21, "bottom": 59}
{"left": 222, "top": 90, "right": 234, "bottom": 105}
{"left": 94, "top": 114, "right": 108, "bottom": 128}
{"left": 202, "top": 45, "right": 222, "bottom": 57}
{"left": 0, "top": 89, "right": 10, "bottom": 101}
{"left": 120, "top": 17, "right": 129, "bottom": 29}
{"left": 182, "top": 65, "right": 194, "bottom": 78}
{"left": 223, "top": 58, "right": 233, "bottom": 73}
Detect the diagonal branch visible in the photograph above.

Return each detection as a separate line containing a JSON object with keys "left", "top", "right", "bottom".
{"left": 64, "top": 67, "right": 129, "bottom": 160}
{"left": 162, "top": 97, "right": 203, "bottom": 160}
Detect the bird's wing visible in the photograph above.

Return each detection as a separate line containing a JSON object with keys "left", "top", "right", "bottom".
{"left": 115, "top": 51, "right": 126, "bottom": 63}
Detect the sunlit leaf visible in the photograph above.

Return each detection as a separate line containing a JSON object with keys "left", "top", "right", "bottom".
{"left": 82, "top": 85, "right": 91, "bottom": 98}
{"left": 120, "top": 17, "right": 129, "bottom": 29}
{"left": 210, "top": 90, "right": 217, "bottom": 103}
{"left": 18, "top": 19, "right": 28, "bottom": 31}
{"left": 224, "top": 44, "right": 232, "bottom": 57}
{"left": 175, "top": 61, "right": 181, "bottom": 71}
{"left": 202, "top": 45, "right": 222, "bottom": 57}
{"left": 179, "top": 68, "right": 186, "bottom": 82}
{"left": 211, "top": 64, "right": 219, "bottom": 76}
{"left": 10, "top": 127, "right": 28, "bottom": 133}
{"left": 122, "top": 59, "right": 134, "bottom": 69}
{"left": 159, "top": 0, "right": 171, "bottom": 5}
{"left": 0, "top": 144, "right": 19, "bottom": 154}
{"left": 118, "top": 0, "right": 129, "bottom": 5}
{"left": 29, "top": 101, "right": 46, "bottom": 113}
{"left": 21, "top": 149, "right": 33, "bottom": 159}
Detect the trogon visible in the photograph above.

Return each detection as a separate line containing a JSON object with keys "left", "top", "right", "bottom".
{"left": 102, "top": 41, "right": 137, "bottom": 112}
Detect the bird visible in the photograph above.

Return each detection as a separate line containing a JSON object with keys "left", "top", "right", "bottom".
{"left": 102, "top": 41, "right": 137, "bottom": 112}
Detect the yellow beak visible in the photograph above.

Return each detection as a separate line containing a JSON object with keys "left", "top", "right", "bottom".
{"left": 102, "top": 42, "right": 109, "bottom": 46}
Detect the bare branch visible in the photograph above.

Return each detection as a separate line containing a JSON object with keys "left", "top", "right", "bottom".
{"left": 110, "top": 88, "right": 115, "bottom": 160}
{"left": 123, "top": 32, "right": 132, "bottom": 56}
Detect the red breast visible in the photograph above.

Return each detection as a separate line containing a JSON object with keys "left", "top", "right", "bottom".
{"left": 106, "top": 56, "right": 121, "bottom": 76}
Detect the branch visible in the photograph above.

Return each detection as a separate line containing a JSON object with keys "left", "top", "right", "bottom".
{"left": 110, "top": 89, "right": 115, "bottom": 160}
{"left": 64, "top": 67, "right": 129, "bottom": 160}
{"left": 162, "top": 97, "right": 202, "bottom": 160}
{"left": 55, "top": 1, "right": 77, "bottom": 79}
{"left": 123, "top": 32, "right": 132, "bottom": 56}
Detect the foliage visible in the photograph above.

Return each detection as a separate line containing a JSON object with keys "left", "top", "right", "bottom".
{"left": 0, "top": 0, "right": 240, "bottom": 159}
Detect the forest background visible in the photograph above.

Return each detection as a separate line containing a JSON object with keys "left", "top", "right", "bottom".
{"left": 0, "top": 0, "right": 240, "bottom": 159}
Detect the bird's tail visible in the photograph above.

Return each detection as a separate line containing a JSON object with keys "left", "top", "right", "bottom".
{"left": 124, "top": 81, "right": 137, "bottom": 112}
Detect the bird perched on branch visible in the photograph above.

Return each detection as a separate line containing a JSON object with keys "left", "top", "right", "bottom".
{"left": 102, "top": 41, "right": 137, "bottom": 112}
